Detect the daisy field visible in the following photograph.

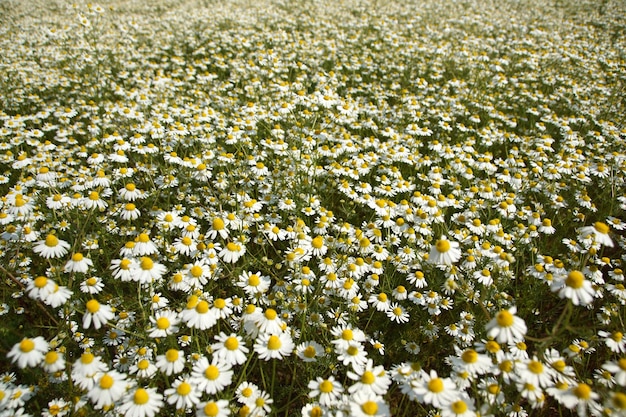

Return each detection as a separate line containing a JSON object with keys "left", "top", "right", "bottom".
{"left": 1, "top": 0, "right": 625, "bottom": 416}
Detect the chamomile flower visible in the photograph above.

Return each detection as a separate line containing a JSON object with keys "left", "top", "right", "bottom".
{"left": 308, "top": 376, "right": 344, "bottom": 407}
{"left": 190, "top": 356, "right": 234, "bottom": 394}
{"left": 219, "top": 241, "right": 246, "bottom": 263}
{"left": 115, "top": 387, "right": 163, "bottom": 417}
{"left": 42, "top": 350, "right": 66, "bottom": 373}
{"left": 64, "top": 252, "right": 93, "bottom": 274}
{"left": 134, "top": 233, "right": 159, "bottom": 256}
{"left": 485, "top": 306, "right": 527, "bottom": 344}
{"left": 411, "top": 369, "right": 459, "bottom": 407}
{"left": 180, "top": 295, "right": 217, "bottom": 330}
{"left": 578, "top": 221, "right": 614, "bottom": 247}
{"left": 347, "top": 359, "right": 391, "bottom": 395}
{"left": 148, "top": 310, "right": 180, "bottom": 338}
{"left": 254, "top": 332, "right": 294, "bottom": 360}
{"left": 7, "top": 337, "right": 49, "bottom": 368}
{"left": 429, "top": 236, "right": 462, "bottom": 266}
{"left": 87, "top": 370, "right": 128, "bottom": 409}
{"left": 211, "top": 332, "right": 250, "bottom": 365}
{"left": 552, "top": 270, "right": 595, "bottom": 306}
{"left": 164, "top": 376, "right": 201, "bottom": 410}
{"left": 155, "top": 348, "right": 185, "bottom": 376}
{"left": 197, "top": 399, "right": 231, "bottom": 417}
{"left": 33, "top": 234, "right": 70, "bottom": 258}
{"left": 348, "top": 391, "right": 390, "bottom": 417}
{"left": 80, "top": 276, "right": 104, "bottom": 294}
{"left": 296, "top": 341, "right": 326, "bottom": 363}
{"left": 82, "top": 299, "right": 115, "bottom": 330}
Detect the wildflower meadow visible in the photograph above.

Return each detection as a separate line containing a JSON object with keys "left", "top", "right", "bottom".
{"left": 1, "top": 0, "right": 626, "bottom": 415}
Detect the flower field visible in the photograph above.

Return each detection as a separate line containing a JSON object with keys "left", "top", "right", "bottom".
{"left": 1, "top": 0, "right": 626, "bottom": 415}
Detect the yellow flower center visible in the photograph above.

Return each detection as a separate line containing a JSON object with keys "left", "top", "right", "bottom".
{"left": 361, "top": 401, "right": 378, "bottom": 415}
{"left": 461, "top": 349, "right": 478, "bottom": 363}
{"left": 86, "top": 299, "right": 100, "bottom": 313}
{"left": 226, "top": 242, "right": 240, "bottom": 251}
{"left": 140, "top": 257, "right": 154, "bottom": 270}
{"left": 248, "top": 274, "right": 260, "bottom": 286}
{"left": 203, "top": 402, "right": 219, "bottom": 417}
{"left": 573, "top": 383, "right": 592, "bottom": 400}
{"left": 342, "top": 329, "right": 354, "bottom": 341}
{"left": 177, "top": 382, "right": 192, "bottom": 396}
{"left": 165, "top": 349, "right": 179, "bottom": 362}
{"left": 19, "top": 339, "right": 35, "bottom": 353}
{"left": 99, "top": 374, "right": 114, "bottom": 389}
{"left": 225, "top": 337, "right": 239, "bottom": 350}
{"left": 451, "top": 400, "right": 468, "bottom": 414}
{"left": 138, "top": 233, "right": 150, "bottom": 243}
{"left": 45, "top": 234, "right": 59, "bottom": 247}
{"left": 205, "top": 365, "right": 219, "bottom": 380}
{"left": 89, "top": 191, "right": 99, "bottom": 201}
{"left": 72, "top": 253, "right": 84, "bottom": 262}
{"left": 428, "top": 378, "right": 444, "bottom": 393}
{"left": 156, "top": 317, "right": 170, "bottom": 329}
{"left": 125, "top": 183, "right": 136, "bottom": 192}
{"left": 594, "top": 221, "right": 610, "bottom": 234}
{"left": 44, "top": 351, "right": 58, "bottom": 364}
{"left": 120, "top": 259, "right": 132, "bottom": 270}
{"left": 303, "top": 346, "right": 317, "bottom": 358}
{"left": 34, "top": 276, "right": 48, "bottom": 288}
{"left": 613, "top": 392, "right": 626, "bottom": 410}
{"left": 267, "top": 335, "right": 282, "bottom": 350}
{"left": 485, "top": 341, "right": 500, "bottom": 353}
{"left": 565, "top": 271, "right": 585, "bottom": 289}
{"left": 214, "top": 298, "right": 226, "bottom": 309}
{"left": 528, "top": 360, "right": 543, "bottom": 374}
{"left": 81, "top": 353, "right": 94, "bottom": 364}
{"left": 137, "top": 359, "right": 150, "bottom": 370}
{"left": 435, "top": 239, "right": 451, "bottom": 253}
{"left": 124, "top": 203, "right": 136, "bottom": 211}
{"left": 190, "top": 265, "right": 203, "bottom": 278}
{"left": 265, "top": 308, "right": 277, "bottom": 320}
{"left": 496, "top": 310, "right": 514, "bottom": 327}
{"left": 213, "top": 218, "right": 225, "bottom": 230}
{"left": 196, "top": 300, "right": 209, "bottom": 314}
{"left": 312, "top": 236, "right": 324, "bottom": 249}
{"left": 319, "top": 380, "right": 334, "bottom": 393}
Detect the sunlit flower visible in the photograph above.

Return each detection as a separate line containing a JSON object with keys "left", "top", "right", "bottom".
{"left": 308, "top": 376, "right": 344, "bottom": 407}
{"left": 254, "top": 332, "right": 294, "bottom": 360}
{"left": 211, "top": 332, "right": 249, "bottom": 365}
{"left": 87, "top": 370, "right": 128, "bottom": 409}
{"left": 219, "top": 241, "right": 246, "bottom": 263}
{"left": 190, "top": 355, "right": 233, "bottom": 394}
{"left": 196, "top": 399, "right": 231, "bottom": 417}
{"left": 164, "top": 376, "right": 201, "bottom": 410}
{"left": 155, "top": 348, "right": 185, "bottom": 376}
{"left": 429, "top": 236, "right": 462, "bottom": 265}
{"left": 33, "top": 234, "right": 70, "bottom": 258}
{"left": 552, "top": 270, "right": 595, "bottom": 306}
{"left": 348, "top": 390, "right": 390, "bottom": 417}
{"left": 7, "top": 337, "right": 49, "bottom": 368}
{"left": 64, "top": 252, "right": 93, "bottom": 274}
{"left": 118, "top": 386, "right": 163, "bottom": 417}
{"left": 148, "top": 310, "right": 180, "bottom": 338}
{"left": 82, "top": 299, "right": 114, "bottom": 330}
{"left": 578, "top": 221, "right": 613, "bottom": 247}
{"left": 485, "top": 306, "right": 527, "bottom": 344}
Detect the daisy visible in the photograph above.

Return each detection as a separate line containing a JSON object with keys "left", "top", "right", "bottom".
{"left": 134, "top": 256, "right": 167, "bottom": 285}
{"left": 71, "top": 352, "right": 108, "bottom": 390}
{"left": 552, "top": 270, "right": 595, "bottom": 306}
{"left": 80, "top": 276, "right": 105, "bottom": 294}
{"left": 64, "top": 253, "right": 93, "bottom": 274}
{"left": 254, "top": 332, "right": 294, "bottom": 360}
{"left": 578, "top": 221, "right": 614, "bottom": 247}
{"left": 602, "top": 358, "right": 626, "bottom": 385}
{"left": 236, "top": 381, "right": 261, "bottom": 406}
{"left": 42, "top": 349, "right": 66, "bottom": 373}
{"left": 155, "top": 348, "right": 185, "bottom": 376}
{"left": 337, "top": 342, "right": 369, "bottom": 371}
{"left": 347, "top": 359, "right": 391, "bottom": 395}
{"left": 237, "top": 270, "right": 271, "bottom": 297}
{"left": 219, "top": 241, "right": 246, "bottom": 263}
{"left": 82, "top": 299, "right": 115, "bottom": 330}
{"left": 164, "top": 376, "right": 201, "bottom": 410}
{"left": 428, "top": 236, "right": 462, "bottom": 266}
{"left": 211, "top": 332, "right": 250, "bottom": 365}
{"left": 117, "top": 386, "right": 163, "bottom": 417}
{"left": 26, "top": 276, "right": 56, "bottom": 301}
{"left": 598, "top": 330, "right": 626, "bottom": 353}
{"left": 119, "top": 183, "right": 144, "bottom": 201}
{"left": 207, "top": 216, "right": 229, "bottom": 239}
{"left": 33, "top": 234, "right": 70, "bottom": 258}
{"left": 386, "top": 303, "right": 410, "bottom": 323}
{"left": 119, "top": 203, "right": 141, "bottom": 220}
{"left": 190, "top": 355, "right": 233, "bottom": 394}
{"left": 133, "top": 233, "right": 159, "bottom": 256}
{"left": 197, "top": 399, "right": 231, "bottom": 417}
{"left": 411, "top": 369, "right": 459, "bottom": 408}
{"left": 296, "top": 340, "right": 326, "bottom": 363}
{"left": 348, "top": 391, "right": 390, "bottom": 417}
{"left": 485, "top": 306, "right": 527, "bottom": 344}
{"left": 82, "top": 190, "right": 108, "bottom": 210}
{"left": 308, "top": 376, "right": 344, "bottom": 407}
{"left": 110, "top": 257, "right": 136, "bottom": 281}
{"left": 180, "top": 295, "right": 217, "bottom": 330}
{"left": 87, "top": 370, "right": 128, "bottom": 409}
{"left": 440, "top": 394, "right": 476, "bottom": 417}
{"left": 129, "top": 358, "right": 158, "bottom": 380}
{"left": 7, "top": 337, "right": 49, "bottom": 368}
{"left": 447, "top": 348, "right": 492, "bottom": 377}
{"left": 148, "top": 310, "right": 181, "bottom": 338}
{"left": 516, "top": 356, "right": 555, "bottom": 388}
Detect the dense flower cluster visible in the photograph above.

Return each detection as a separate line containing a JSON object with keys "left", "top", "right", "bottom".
{"left": 1, "top": 0, "right": 625, "bottom": 416}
